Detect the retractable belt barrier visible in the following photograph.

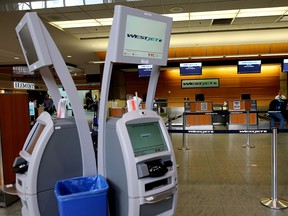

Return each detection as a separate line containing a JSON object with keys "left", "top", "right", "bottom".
{"left": 167, "top": 109, "right": 288, "bottom": 150}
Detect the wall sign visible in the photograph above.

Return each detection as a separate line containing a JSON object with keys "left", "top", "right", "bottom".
{"left": 181, "top": 78, "right": 219, "bottom": 89}
{"left": 13, "top": 81, "right": 35, "bottom": 90}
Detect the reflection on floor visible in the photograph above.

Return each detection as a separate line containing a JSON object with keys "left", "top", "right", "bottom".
{"left": 1, "top": 132, "right": 288, "bottom": 216}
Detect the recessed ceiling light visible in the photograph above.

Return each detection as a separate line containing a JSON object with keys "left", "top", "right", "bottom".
{"left": 14, "top": 57, "right": 20, "bottom": 60}
{"left": 169, "top": 6, "right": 183, "bottom": 13}
{"left": 67, "top": 55, "right": 72, "bottom": 58}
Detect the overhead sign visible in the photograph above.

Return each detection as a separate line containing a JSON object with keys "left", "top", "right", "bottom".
{"left": 181, "top": 78, "right": 219, "bottom": 88}
{"left": 13, "top": 81, "right": 35, "bottom": 90}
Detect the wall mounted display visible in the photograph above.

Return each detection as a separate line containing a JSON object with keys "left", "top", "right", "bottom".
{"left": 138, "top": 64, "right": 152, "bottom": 77}
{"left": 282, "top": 59, "right": 288, "bottom": 72}
{"left": 238, "top": 60, "right": 261, "bottom": 74}
{"left": 180, "top": 62, "right": 202, "bottom": 76}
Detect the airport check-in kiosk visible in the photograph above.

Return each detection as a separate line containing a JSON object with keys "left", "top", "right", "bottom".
{"left": 106, "top": 110, "right": 177, "bottom": 216}
{"left": 11, "top": 12, "right": 97, "bottom": 216}
{"left": 97, "top": 5, "right": 178, "bottom": 215}
{"left": 13, "top": 112, "right": 83, "bottom": 216}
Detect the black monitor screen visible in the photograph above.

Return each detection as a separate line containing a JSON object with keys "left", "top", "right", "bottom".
{"left": 241, "top": 94, "right": 251, "bottom": 100}
{"left": 283, "top": 59, "right": 288, "bottom": 72}
{"left": 238, "top": 60, "right": 261, "bottom": 74}
{"left": 18, "top": 23, "right": 39, "bottom": 66}
{"left": 126, "top": 121, "right": 168, "bottom": 157}
{"left": 180, "top": 63, "right": 202, "bottom": 76}
{"left": 195, "top": 94, "right": 205, "bottom": 101}
{"left": 86, "top": 74, "right": 101, "bottom": 83}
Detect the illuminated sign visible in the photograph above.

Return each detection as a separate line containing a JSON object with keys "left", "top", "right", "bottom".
{"left": 13, "top": 81, "right": 35, "bottom": 90}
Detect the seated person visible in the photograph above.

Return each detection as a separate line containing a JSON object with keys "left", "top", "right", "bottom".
{"left": 268, "top": 98, "right": 287, "bottom": 129}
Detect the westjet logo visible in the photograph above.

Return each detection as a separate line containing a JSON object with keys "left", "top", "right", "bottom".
{"left": 126, "top": 33, "right": 162, "bottom": 42}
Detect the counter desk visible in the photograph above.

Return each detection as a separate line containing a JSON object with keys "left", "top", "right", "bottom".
{"left": 185, "top": 101, "right": 213, "bottom": 130}
{"left": 228, "top": 100, "right": 258, "bottom": 129}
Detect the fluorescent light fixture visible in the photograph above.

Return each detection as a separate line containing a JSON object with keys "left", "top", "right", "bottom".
{"left": 226, "top": 54, "right": 259, "bottom": 58}
{"left": 50, "top": 18, "right": 113, "bottom": 29}
{"left": 190, "top": 10, "right": 238, "bottom": 20}
{"left": 96, "top": 18, "right": 113, "bottom": 26}
{"left": 238, "top": 7, "right": 288, "bottom": 17}
{"left": 163, "top": 13, "right": 189, "bottom": 21}
{"left": 260, "top": 53, "right": 288, "bottom": 56}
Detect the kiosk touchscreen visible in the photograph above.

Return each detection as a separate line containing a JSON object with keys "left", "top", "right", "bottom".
{"left": 105, "top": 110, "right": 178, "bottom": 216}
{"left": 13, "top": 112, "right": 83, "bottom": 216}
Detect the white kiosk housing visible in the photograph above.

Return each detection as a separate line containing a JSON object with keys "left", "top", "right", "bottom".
{"left": 97, "top": 6, "right": 178, "bottom": 215}
{"left": 12, "top": 12, "right": 97, "bottom": 216}
{"left": 106, "top": 110, "right": 177, "bottom": 215}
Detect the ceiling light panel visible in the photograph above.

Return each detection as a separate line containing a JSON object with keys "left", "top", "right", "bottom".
{"left": 163, "top": 13, "right": 189, "bottom": 21}
{"left": 189, "top": 10, "right": 238, "bottom": 20}
{"left": 238, "top": 7, "right": 288, "bottom": 17}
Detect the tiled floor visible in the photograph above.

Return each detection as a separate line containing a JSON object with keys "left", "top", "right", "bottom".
{"left": 1, "top": 130, "right": 288, "bottom": 216}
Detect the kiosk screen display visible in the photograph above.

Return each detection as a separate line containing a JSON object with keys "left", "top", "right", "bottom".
{"left": 180, "top": 63, "right": 202, "bottom": 76}
{"left": 25, "top": 123, "right": 46, "bottom": 155}
{"left": 18, "top": 23, "right": 38, "bottom": 65}
{"left": 15, "top": 12, "right": 52, "bottom": 72}
{"left": 126, "top": 121, "right": 168, "bottom": 157}
{"left": 110, "top": 6, "right": 172, "bottom": 66}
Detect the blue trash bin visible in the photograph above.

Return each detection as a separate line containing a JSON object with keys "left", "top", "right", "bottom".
{"left": 54, "top": 175, "right": 109, "bottom": 216}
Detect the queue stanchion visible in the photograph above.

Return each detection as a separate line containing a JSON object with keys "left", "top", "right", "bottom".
{"left": 178, "top": 112, "right": 190, "bottom": 150}
{"left": 168, "top": 117, "right": 172, "bottom": 140}
{"left": 260, "top": 127, "right": 288, "bottom": 209}
{"left": 242, "top": 110, "right": 255, "bottom": 148}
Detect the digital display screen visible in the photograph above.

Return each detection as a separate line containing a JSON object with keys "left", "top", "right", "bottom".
{"left": 123, "top": 15, "right": 167, "bottom": 60}
{"left": 180, "top": 63, "right": 202, "bottom": 76}
{"left": 25, "top": 123, "right": 45, "bottom": 155}
{"left": 18, "top": 23, "right": 39, "bottom": 66}
{"left": 283, "top": 59, "right": 288, "bottom": 72}
{"left": 238, "top": 60, "right": 261, "bottom": 74}
{"left": 138, "top": 65, "right": 152, "bottom": 77}
{"left": 126, "top": 121, "right": 168, "bottom": 157}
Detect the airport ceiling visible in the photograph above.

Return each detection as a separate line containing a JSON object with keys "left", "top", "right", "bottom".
{"left": 1, "top": 0, "right": 288, "bottom": 71}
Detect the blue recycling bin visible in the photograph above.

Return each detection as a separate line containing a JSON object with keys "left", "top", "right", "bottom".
{"left": 54, "top": 175, "right": 109, "bottom": 216}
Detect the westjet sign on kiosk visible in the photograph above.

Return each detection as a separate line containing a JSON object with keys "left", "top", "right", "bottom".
{"left": 123, "top": 15, "right": 166, "bottom": 61}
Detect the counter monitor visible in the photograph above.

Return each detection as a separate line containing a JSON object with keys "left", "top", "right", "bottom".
{"left": 238, "top": 60, "right": 261, "bottom": 74}
{"left": 282, "top": 59, "right": 288, "bottom": 72}
{"left": 180, "top": 62, "right": 202, "bottom": 76}
{"left": 138, "top": 65, "right": 152, "bottom": 77}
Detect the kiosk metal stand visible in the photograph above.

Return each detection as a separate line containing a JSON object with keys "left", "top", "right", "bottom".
{"left": 260, "top": 127, "right": 288, "bottom": 209}
{"left": 242, "top": 110, "right": 255, "bottom": 148}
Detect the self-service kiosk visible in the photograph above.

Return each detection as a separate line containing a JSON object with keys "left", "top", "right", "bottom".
{"left": 13, "top": 112, "right": 83, "bottom": 216}
{"left": 12, "top": 11, "right": 96, "bottom": 216}
{"left": 105, "top": 110, "right": 178, "bottom": 216}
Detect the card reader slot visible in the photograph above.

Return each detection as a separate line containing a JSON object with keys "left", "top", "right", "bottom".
{"left": 145, "top": 177, "right": 170, "bottom": 191}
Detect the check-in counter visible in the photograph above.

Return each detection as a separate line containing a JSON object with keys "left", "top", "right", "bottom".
{"left": 109, "top": 107, "right": 126, "bottom": 117}
{"left": 186, "top": 101, "right": 213, "bottom": 129}
{"left": 228, "top": 100, "right": 257, "bottom": 127}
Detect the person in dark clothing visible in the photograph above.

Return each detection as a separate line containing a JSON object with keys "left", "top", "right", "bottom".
{"left": 43, "top": 94, "right": 54, "bottom": 115}
{"left": 268, "top": 98, "right": 287, "bottom": 129}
